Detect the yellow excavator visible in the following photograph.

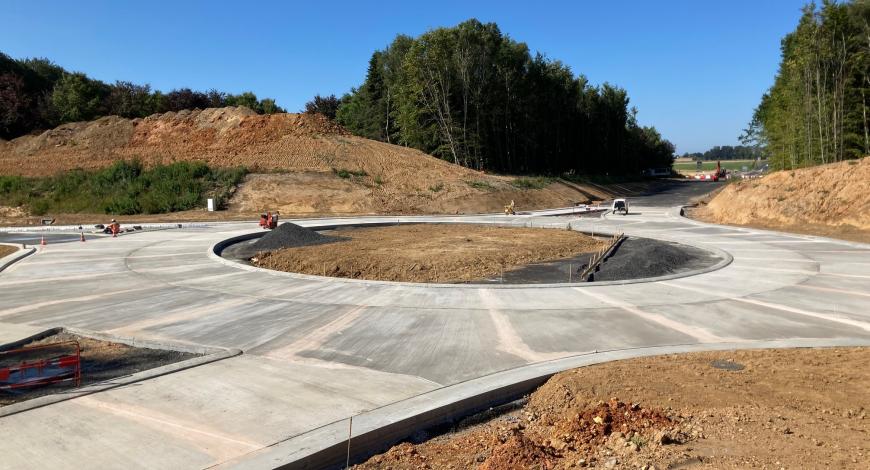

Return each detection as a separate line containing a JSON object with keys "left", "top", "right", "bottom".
{"left": 504, "top": 200, "right": 516, "bottom": 215}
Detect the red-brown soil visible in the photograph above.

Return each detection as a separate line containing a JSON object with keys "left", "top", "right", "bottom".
{"left": 356, "top": 347, "right": 870, "bottom": 469}
{"left": 0, "top": 108, "right": 603, "bottom": 219}
{"left": 252, "top": 224, "right": 606, "bottom": 283}
{"left": 692, "top": 157, "right": 870, "bottom": 243}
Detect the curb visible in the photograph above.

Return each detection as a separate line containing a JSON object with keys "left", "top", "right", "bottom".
{"left": 208, "top": 220, "right": 732, "bottom": 289}
{"left": 0, "top": 243, "right": 35, "bottom": 273}
{"left": 218, "top": 338, "right": 870, "bottom": 470}
{"left": 0, "top": 327, "right": 241, "bottom": 418}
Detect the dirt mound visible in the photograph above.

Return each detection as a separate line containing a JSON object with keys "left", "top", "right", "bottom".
{"left": 357, "top": 347, "right": 870, "bottom": 469}
{"left": 252, "top": 224, "right": 606, "bottom": 283}
{"left": 693, "top": 157, "right": 870, "bottom": 241}
{"left": 0, "top": 108, "right": 603, "bottom": 216}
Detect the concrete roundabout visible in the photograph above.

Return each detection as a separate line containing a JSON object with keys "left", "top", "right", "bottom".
{"left": 1, "top": 199, "right": 869, "bottom": 469}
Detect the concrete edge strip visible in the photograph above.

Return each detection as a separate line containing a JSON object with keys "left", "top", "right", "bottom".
{"left": 0, "top": 327, "right": 241, "bottom": 418}
{"left": 0, "top": 244, "right": 36, "bottom": 273}
{"left": 676, "top": 206, "right": 870, "bottom": 250}
{"left": 221, "top": 338, "right": 870, "bottom": 470}
{"left": 207, "top": 221, "right": 734, "bottom": 289}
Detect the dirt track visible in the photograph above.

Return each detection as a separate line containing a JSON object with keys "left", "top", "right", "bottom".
{"left": 252, "top": 224, "right": 606, "bottom": 283}
{"left": 357, "top": 347, "right": 870, "bottom": 469}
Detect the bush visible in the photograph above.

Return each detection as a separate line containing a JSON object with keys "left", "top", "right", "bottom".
{"left": 511, "top": 176, "right": 552, "bottom": 189}
{"left": 466, "top": 179, "right": 494, "bottom": 190}
{"left": 0, "top": 160, "right": 247, "bottom": 215}
{"left": 332, "top": 168, "right": 367, "bottom": 179}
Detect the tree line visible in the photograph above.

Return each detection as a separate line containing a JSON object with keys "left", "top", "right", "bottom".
{"left": 743, "top": 0, "right": 869, "bottom": 170}
{"left": 0, "top": 52, "right": 284, "bottom": 139}
{"left": 331, "top": 19, "right": 675, "bottom": 175}
{"left": 680, "top": 145, "right": 765, "bottom": 161}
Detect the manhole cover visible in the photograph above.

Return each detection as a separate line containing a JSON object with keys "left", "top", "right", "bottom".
{"left": 710, "top": 360, "right": 745, "bottom": 371}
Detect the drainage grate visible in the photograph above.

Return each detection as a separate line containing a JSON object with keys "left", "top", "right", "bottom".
{"left": 710, "top": 359, "right": 745, "bottom": 371}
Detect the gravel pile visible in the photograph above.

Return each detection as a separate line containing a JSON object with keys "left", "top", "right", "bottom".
{"left": 592, "top": 237, "right": 718, "bottom": 281}
{"left": 234, "top": 223, "right": 344, "bottom": 259}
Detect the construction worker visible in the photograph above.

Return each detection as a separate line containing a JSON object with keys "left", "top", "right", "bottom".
{"left": 109, "top": 219, "right": 120, "bottom": 237}
{"left": 272, "top": 210, "right": 279, "bottom": 228}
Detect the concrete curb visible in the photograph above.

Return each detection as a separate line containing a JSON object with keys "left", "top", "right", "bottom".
{"left": 0, "top": 222, "right": 208, "bottom": 233}
{"left": 219, "top": 338, "right": 870, "bottom": 470}
{"left": 208, "top": 220, "right": 732, "bottom": 289}
{"left": 0, "top": 327, "right": 241, "bottom": 418}
{"left": 0, "top": 243, "right": 35, "bottom": 273}
{"left": 677, "top": 206, "right": 870, "bottom": 250}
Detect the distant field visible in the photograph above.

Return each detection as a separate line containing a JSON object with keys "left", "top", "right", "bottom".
{"left": 673, "top": 159, "right": 763, "bottom": 172}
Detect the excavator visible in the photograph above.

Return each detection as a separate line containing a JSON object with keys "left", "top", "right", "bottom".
{"left": 504, "top": 200, "right": 516, "bottom": 215}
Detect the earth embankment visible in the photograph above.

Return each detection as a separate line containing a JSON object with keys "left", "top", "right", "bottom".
{"left": 692, "top": 157, "right": 870, "bottom": 242}
{"left": 0, "top": 107, "right": 604, "bottom": 218}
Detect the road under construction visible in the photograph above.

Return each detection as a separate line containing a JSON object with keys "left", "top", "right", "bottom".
{"left": 0, "top": 188, "right": 869, "bottom": 469}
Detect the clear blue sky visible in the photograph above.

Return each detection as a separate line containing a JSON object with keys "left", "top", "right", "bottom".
{"left": 2, "top": 0, "right": 808, "bottom": 153}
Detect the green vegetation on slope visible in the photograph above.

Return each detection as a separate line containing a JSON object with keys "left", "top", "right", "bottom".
{"left": 744, "top": 1, "right": 869, "bottom": 170}
{"left": 0, "top": 160, "right": 246, "bottom": 215}
{"left": 334, "top": 19, "right": 675, "bottom": 176}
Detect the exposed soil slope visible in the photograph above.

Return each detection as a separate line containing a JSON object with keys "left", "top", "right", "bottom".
{"left": 253, "top": 224, "right": 606, "bottom": 283}
{"left": 693, "top": 157, "right": 870, "bottom": 242}
{"left": 0, "top": 108, "right": 597, "bottom": 217}
{"left": 357, "top": 347, "right": 870, "bottom": 469}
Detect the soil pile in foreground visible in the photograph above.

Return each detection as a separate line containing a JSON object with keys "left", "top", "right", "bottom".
{"left": 693, "top": 157, "right": 870, "bottom": 242}
{"left": 253, "top": 224, "right": 606, "bottom": 283}
{"left": 356, "top": 347, "right": 870, "bottom": 469}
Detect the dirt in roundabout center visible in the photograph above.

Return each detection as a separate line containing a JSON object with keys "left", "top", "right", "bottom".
{"left": 251, "top": 223, "right": 607, "bottom": 283}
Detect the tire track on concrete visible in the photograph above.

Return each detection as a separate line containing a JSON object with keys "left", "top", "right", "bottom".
{"left": 478, "top": 289, "right": 570, "bottom": 362}
{"left": 572, "top": 287, "right": 728, "bottom": 343}
{"left": 74, "top": 395, "right": 263, "bottom": 462}
{"left": 661, "top": 281, "right": 870, "bottom": 332}
{"left": 263, "top": 305, "right": 366, "bottom": 361}
{"left": 0, "top": 287, "right": 153, "bottom": 318}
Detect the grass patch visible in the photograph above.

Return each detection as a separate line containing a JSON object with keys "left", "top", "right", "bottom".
{"left": 0, "top": 160, "right": 247, "bottom": 215}
{"left": 511, "top": 176, "right": 553, "bottom": 189}
{"left": 466, "top": 179, "right": 495, "bottom": 190}
{"left": 332, "top": 168, "right": 368, "bottom": 179}
{"left": 429, "top": 182, "right": 444, "bottom": 192}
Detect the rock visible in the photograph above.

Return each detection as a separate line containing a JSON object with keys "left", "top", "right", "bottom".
{"left": 629, "top": 442, "right": 639, "bottom": 452}
{"left": 593, "top": 416, "right": 605, "bottom": 424}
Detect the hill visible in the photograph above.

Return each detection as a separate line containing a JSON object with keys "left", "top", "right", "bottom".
{"left": 692, "top": 157, "right": 870, "bottom": 243}
{"left": 0, "top": 107, "right": 599, "bottom": 218}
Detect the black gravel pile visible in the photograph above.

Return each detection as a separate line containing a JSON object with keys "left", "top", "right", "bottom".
{"left": 592, "top": 237, "right": 718, "bottom": 281}
{"left": 232, "top": 223, "right": 344, "bottom": 259}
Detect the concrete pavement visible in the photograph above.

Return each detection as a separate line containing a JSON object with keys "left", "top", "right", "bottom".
{"left": 0, "top": 204, "right": 869, "bottom": 469}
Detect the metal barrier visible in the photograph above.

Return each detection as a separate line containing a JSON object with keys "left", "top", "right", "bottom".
{"left": 0, "top": 341, "right": 81, "bottom": 391}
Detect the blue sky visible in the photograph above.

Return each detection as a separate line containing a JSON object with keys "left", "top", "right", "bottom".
{"left": 2, "top": 0, "right": 807, "bottom": 153}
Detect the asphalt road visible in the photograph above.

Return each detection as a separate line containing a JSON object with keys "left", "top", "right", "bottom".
{"left": 0, "top": 182, "right": 867, "bottom": 469}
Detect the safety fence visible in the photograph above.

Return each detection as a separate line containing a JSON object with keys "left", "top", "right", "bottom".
{"left": 0, "top": 341, "right": 81, "bottom": 392}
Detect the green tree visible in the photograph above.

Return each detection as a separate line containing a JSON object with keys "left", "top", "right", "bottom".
{"left": 50, "top": 72, "right": 109, "bottom": 122}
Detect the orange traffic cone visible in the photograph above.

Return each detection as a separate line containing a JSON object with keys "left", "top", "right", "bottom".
{"left": 40, "top": 236, "right": 46, "bottom": 246}
{"left": 80, "top": 232, "right": 86, "bottom": 242}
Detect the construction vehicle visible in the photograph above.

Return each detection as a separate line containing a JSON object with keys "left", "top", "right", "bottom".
{"left": 611, "top": 198, "right": 629, "bottom": 215}
{"left": 504, "top": 200, "right": 516, "bottom": 215}
{"left": 259, "top": 211, "right": 279, "bottom": 230}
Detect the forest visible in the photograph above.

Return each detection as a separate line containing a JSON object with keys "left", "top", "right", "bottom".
{"left": 745, "top": 0, "right": 869, "bottom": 170}
{"left": 334, "top": 19, "right": 675, "bottom": 175}
{"left": 0, "top": 52, "right": 283, "bottom": 139}
{"left": 680, "top": 145, "right": 765, "bottom": 161}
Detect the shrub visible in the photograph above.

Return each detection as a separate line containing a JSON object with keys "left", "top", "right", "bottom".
{"left": 466, "top": 179, "right": 494, "bottom": 190}
{"left": 511, "top": 176, "right": 552, "bottom": 189}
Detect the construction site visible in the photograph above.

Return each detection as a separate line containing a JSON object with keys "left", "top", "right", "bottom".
{"left": 0, "top": 105, "right": 868, "bottom": 469}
